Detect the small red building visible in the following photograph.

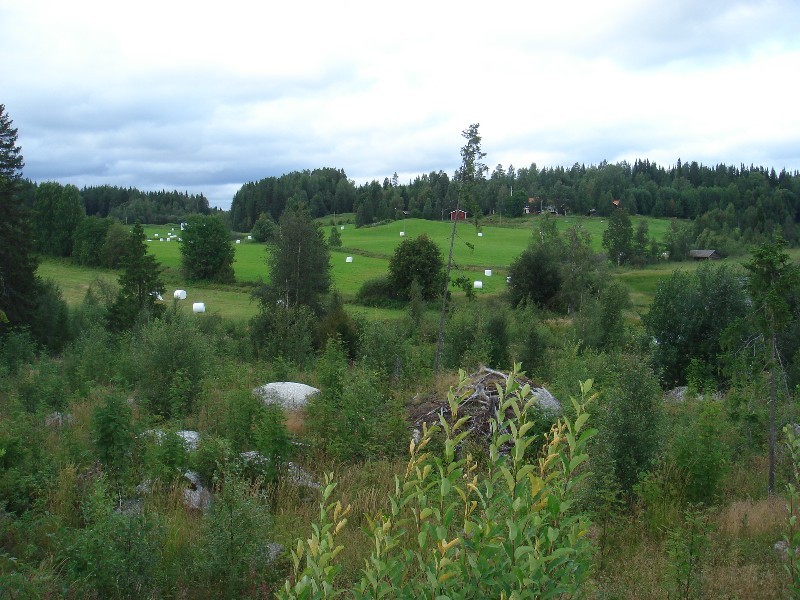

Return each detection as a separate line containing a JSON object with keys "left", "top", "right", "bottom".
{"left": 450, "top": 209, "right": 468, "bottom": 221}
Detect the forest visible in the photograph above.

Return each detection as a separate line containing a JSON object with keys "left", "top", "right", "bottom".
{"left": 229, "top": 160, "right": 800, "bottom": 258}
{"left": 3, "top": 109, "right": 800, "bottom": 598}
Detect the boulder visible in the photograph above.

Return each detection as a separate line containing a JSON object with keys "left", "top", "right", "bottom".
{"left": 253, "top": 382, "right": 320, "bottom": 410}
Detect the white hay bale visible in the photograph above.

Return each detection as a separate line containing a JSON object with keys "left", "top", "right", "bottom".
{"left": 473, "top": 281, "right": 483, "bottom": 289}
{"left": 485, "top": 269, "right": 492, "bottom": 277}
{"left": 340, "top": 225, "right": 345, "bottom": 230}
{"left": 174, "top": 289, "right": 187, "bottom": 300}
{"left": 346, "top": 256, "right": 353, "bottom": 263}
{"left": 192, "top": 302, "right": 206, "bottom": 313}
{"left": 253, "top": 382, "right": 320, "bottom": 410}
{"left": 236, "top": 239, "right": 241, "bottom": 244}
{"left": 478, "top": 232, "right": 483, "bottom": 237}
{"left": 247, "top": 235, "right": 252, "bottom": 240}
{"left": 506, "top": 276, "right": 512, "bottom": 284}
{"left": 400, "top": 231, "right": 405, "bottom": 236}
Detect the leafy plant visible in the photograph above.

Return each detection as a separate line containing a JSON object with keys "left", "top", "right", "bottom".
{"left": 282, "top": 367, "right": 597, "bottom": 598}
{"left": 784, "top": 424, "right": 800, "bottom": 594}
{"left": 664, "top": 505, "right": 711, "bottom": 600}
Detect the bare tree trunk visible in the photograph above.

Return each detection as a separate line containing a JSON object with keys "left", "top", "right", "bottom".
{"left": 769, "top": 332, "right": 777, "bottom": 495}
{"left": 435, "top": 207, "right": 459, "bottom": 372}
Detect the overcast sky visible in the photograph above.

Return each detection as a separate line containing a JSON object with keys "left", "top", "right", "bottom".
{"left": 2, "top": 0, "right": 799, "bottom": 209}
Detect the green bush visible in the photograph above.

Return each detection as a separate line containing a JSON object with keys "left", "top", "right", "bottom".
{"left": 91, "top": 389, "right": 134, "bottom": 477}
{"left": 670, "top": 400, "right": 729, "bottom": 503}
{"left": 250, "top": 303, "right": 316, "bottom": 366}
{"left": 196, "top": 474, "right": 279, "bottom": 596}
{"left": 281, "top": 369, "right": 597, "bottom": 598}
{"left": 191, "top": 434, "right": 233, "bottom": 485}
{"left": 120, "top": 313, "right": 209, "bottom": 418}
{"left": 63, "top": 323, "right": 119, "bottom": 394}
{"left": 591, "top": 353, "right": 663, "bottom": 497}
{"left": 355, "top": 276, "right": 400, "bottom": 308}
{"left": 306, "top": 337, "right": 406, "bottom": 462}
{"left": 0, "top": 328, "right": 36, "bottom": 375}
{"left": 59, "top": 476, "right": 164, "bottom": 598}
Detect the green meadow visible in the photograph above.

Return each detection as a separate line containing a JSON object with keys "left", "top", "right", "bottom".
{"left": 38, "top": 215, "right": 716, "bottom": 321}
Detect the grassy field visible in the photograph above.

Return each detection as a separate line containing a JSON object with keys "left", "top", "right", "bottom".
{"left": 38, "top": 215, "right": 736, "bottom": 321}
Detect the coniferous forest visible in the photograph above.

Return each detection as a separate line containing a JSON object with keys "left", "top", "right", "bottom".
{"left": 3, "top": 108, "right": 800, "bottom": 598}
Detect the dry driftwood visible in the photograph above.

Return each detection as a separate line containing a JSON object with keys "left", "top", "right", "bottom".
{"left": 408, "top": 366, "right": 558, "bottom": 451}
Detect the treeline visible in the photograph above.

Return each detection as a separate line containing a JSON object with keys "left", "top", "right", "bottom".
{"left": 230, "top": 160, "right": 800, "bottom": 248}
{"left": 80, "top": 185, "right": 211, "bottom": 224}
{"left": 229, "top": 168, "right": 355, "bottom": 231}
{"left": 16, "top": 180, "right": 211, "bottom": 225}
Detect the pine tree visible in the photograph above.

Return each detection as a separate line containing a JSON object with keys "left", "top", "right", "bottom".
{"left": 0, "top": 105, "right": 38, "bottom": 328}
{"left": 108, "top": 222, "right": 165, "bottom": 330}
{"left": 0, "top": 104, "right": 24, "bottom": 180}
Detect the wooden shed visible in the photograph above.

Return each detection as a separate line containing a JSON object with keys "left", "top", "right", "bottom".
{"left": 450, "top": 209, "right": 468, "bottom": 221}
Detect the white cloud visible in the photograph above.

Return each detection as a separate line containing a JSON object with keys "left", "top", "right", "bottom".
{"left": 2, "top": 0, "right": 799, "bottom": 208}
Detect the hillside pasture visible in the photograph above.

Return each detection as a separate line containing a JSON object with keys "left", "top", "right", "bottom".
{"left": 38, "top": 215, "right": 690, "bottom": 321}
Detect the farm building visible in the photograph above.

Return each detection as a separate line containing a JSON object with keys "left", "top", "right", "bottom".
{"left": 689, "top": 249, "right": 722, "bottom": 260}
{"left": 450, "top": 209, "right": 468, "bottom": 221}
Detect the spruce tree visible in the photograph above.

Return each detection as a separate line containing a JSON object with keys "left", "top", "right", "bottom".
{"left": 108, "top": 222, "right": 165, "bottom": 330}
{"left": 0, "top": 104, "right": 24, "bottom": 180}
{"left": 0, "top": 105, "right": 38, "bottom": 328}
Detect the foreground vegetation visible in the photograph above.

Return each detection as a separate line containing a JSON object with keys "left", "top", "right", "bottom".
{"left": 4, "top": 108, "right": 800, "bottom": 598}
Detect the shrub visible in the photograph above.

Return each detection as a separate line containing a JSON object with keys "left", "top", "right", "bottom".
{"left": 387, "top": 234, "right": 444, "bottom": 300}
{"left": 29, "top": 278, "right": 71, "bottom": 353}
{"left": 355, "top": 276, "right": 400, "bottom": 307}
{"left": 250, "top": 303, "right": 316, "bottom": 366}
{"left": 196, "top": 475, "right": 276, "bottom": 596}
{"left": 251, "top": 212, "right": 277, "bottom": 243}
{"left": 507, "top": 243, "right": 562, "bottom": 309}
{"left": 59, "top": 476, "right": 164, "bottom": 597}
{"left": 120, "top": 313, "right": 209, "bottom": 418}
{"left": 306, "top": 337, "right": 406, "bottom": 462}
{"left": 670, "top": 400, "right": 729, "bottom": 503}
{"left": 0, "top": 328, "right": 36, "bottom": 375}
{"left": 592, "top": 353, "right": 663, "bottom": 497}
{"left": 63, "top": 323, "right": 119, "bottom": 394}
{"left": 91, "top": 389, "right": 134, "bottom": 477}
{"left": 281, "top": 369, "right": 597, "bottom": 598}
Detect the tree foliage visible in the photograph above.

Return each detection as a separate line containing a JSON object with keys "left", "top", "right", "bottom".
{"left": 644, "top": 263, "right": 750, "bottom": 387}
{"left": 602, "top": 207, "right": 633, "bottom": 265}
{"left": 282, "top": 371, "right": 596, "bottom": 598}
{"left": 180, "top": 213, "right": 236, "bottom": 283}
{"left": 108, "top": 222, "right": 165, "bottom": 330}
{"left": 388, "top": 234, "right": 444, "bottom": 301}
{"left": 250, "top": 212, "right": 277, "bottom": 243}
{"left": 33, "top": 182, "right": 85, "bottom": 257}
{"left": 72, "top": 216, "right": 113, "bottom": 267}
{"left": 507, "top": 242, "right": 563, "bottom": 309}
{"left": 0, "top": 104, "right": 24, "bottom": 180}
{"left": 266, "top": 204, "right": 331, "bottom": 312}
{"left": 0, "top": 176, "right": 38, "bottom": 329}
{"left": 0, "top": 106, "right": 38, "bottom": 329}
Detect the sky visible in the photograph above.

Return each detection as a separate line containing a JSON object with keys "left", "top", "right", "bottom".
{"left": 2, "top": 0, "right": 800, "bottom": 210}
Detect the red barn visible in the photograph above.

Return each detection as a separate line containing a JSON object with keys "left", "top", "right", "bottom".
{"left": 450, "top": 209, "right": 468, "bottom": 221}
